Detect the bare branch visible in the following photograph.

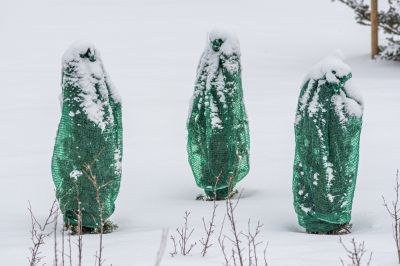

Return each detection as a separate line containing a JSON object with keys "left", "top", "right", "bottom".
{"left": 27, "top": 199, "right": 59, "bottom": 266}
{"left": 383, "top": 169, "right": 400, "bottom": 263}
{"left": 200, "top": 177, "right": 220, "bottom": 257}
{"left": 339, "top": 237, "right": 372, "bottom": 266}
{"left": 225, "top": 177, "right": 244, "bottom": 266}
{"left": 170, "top": 211, "right": 196, "bottom": 256}
{"left": 169, "top": 235, "right": 178, "bottom": 257}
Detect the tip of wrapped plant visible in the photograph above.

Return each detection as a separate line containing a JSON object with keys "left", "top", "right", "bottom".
{"left": 207, "top": 28, "right": 240, "bottom": 55}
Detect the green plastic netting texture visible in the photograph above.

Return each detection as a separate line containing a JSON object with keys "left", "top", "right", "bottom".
{"left": 187, "top": 30, "right": 250, "bottom": 200}
{"left": 292, "top": 56, "right": 363, "bottom": 233}
{"left": 51, "top": 43, "right": 122, "bottom": 229}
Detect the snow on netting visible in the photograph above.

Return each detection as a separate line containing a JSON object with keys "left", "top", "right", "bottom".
{"left": 187, "top": 29, "right": 250, "bottom": 200}
{"left": 292, "top": 55, "right": 363, "bottom": 233}
{"left": 51, "top": 42, "right": 123, "bottom": 229}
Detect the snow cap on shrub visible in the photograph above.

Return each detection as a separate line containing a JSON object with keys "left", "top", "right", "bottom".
{"left": 208, "top": 28, "right": 240, "bottom": 56}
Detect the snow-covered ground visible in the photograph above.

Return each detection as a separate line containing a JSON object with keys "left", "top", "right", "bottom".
{"left": 1, "top": 0, "right": 400, "bottom": 265}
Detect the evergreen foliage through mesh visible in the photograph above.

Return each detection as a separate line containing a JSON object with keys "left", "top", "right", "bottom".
{"left": 292, "top": 56, "right": 363, "bottom": 233}
{"left": 187, "top": 30, "right": 250, "bottom": 200}
{"left": 51, "top": 42, "right": 122, "bottom": 229}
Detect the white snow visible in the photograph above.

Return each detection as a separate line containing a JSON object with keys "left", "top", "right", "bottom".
{"left": 305, "top": 55, "right": 352, "bottom": 85}
{"left": 298, "top": 79, "right": 315, "bottom": 114}
{"left": 327, "top": 193, "right": 335, "bottom": 203}
{"left": 209, "top": 97, "right": 223, "bottom": 129}
{"left": 62, "top": 42, "right": 120, "bottom": 131}
{"left": 69, "top": 170, "right": 83, "bottom": 180}
{"left": 1, "top": 0, "right": 400, "bottom": 265}
{"left": 300, "top": 204, "right": 312, "bottom": 214}
{"left": 215, "top": 72, "right": 227, "bottom": 108}
{"left": 298, "top": 55, "right": 363, "bottom": 126}
{"left": 308, "top": 86, "right": 321, "bottom": 117}
{"left": 332, "top": 78, "right": 364, "bottom": 124}
{"left": 322, "top": 156, "right": 335, "bottom": 189}
{"left": 192, "top": 28, "right": 242, "bottom": 129}
{"left": 208, "top": 28, "right": 241, "bottom": 56}
{"left": 114, "top": 148, "right": 123, "bottom": 175}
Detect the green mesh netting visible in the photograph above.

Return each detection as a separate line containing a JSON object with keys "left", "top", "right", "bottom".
{"left": 187, "top": 30, "right": 250, "bottom": 200}
{"left": 51, "top": 43, "right": 122, "bottom": 229}
{"left": 292, "top": 57, "right": 363, "bottom": 233}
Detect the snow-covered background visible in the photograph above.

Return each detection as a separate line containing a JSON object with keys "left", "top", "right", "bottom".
{"left": 1, "top": 0, "right": 400, "bottom": 265}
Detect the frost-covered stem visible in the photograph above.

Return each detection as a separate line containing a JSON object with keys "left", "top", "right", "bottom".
{"left": 200, "top": 177, "right": 219, "bottom": 257}
{"left": 82, "top": 148, "right": 107, "bottom": 266}
{"left": 383, "top": 169, "right": 400, "bottom": 264}
{"left": 61, "top": 222, "right": 65, "bottom": 266}
{"left": 68, "top": 229, "right": 72, "bottom": 266}
{"left": 243, "top": 220, "right": 263, "bottom": 266}
{"left": 247, "top": 234, "right": 252, "bottom": 266}
{"left": 28, "top": 200, "right": 58, "bottom": 266}
{"left": 176, "top": 211, "right": 196, "bottom": 255}
{"left": 54, "top": 213, "right": 59, "bottom": 266}
{"left": 169, "top": 236, "right": 177, "bottom": 257}
{"left": 263, "top": 243, "right": 269, "bottom": 266}
{"left": 84, "top": 163, "right": 105, "bottom": 266}
{"left": 339, "top": 237, "right": 372, "bottom": 266}
{"left": 218, "top": 215, "right": 230, "bottom": 266}
{"left": 155, "top": 228, "right": 169, "bottom": 266}
{"left": 225, "top": 177, "right": 244, "bottom": 266}
{"left": 232, "top": 248, "right": 239, "bottom": 266}
{"left": 75, "top": 185, "right": 83, "bottom": 266}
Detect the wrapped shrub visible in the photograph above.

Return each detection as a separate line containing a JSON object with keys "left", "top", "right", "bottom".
{"left": 187, "top": 30, "right": 250, "bottom": 200}
{"left": 293, "top": 56, "right": 363, "bottom": 234}
{"left": 52, "top": 42, "right": 122, "bottom": 231}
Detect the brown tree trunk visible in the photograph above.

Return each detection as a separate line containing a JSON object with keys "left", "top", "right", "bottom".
{"left": 371, "top": 0, "right": 379, "bottom": 59}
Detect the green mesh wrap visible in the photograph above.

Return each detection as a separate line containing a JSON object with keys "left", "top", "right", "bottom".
{"left": 187, "top": 30, "right": 250, "bottom": 199}
{"left": 292, "top": 57, "right": 363, "bottom": 233}
{"left": 51, "top": 43, "right": 122, "bottom": 229}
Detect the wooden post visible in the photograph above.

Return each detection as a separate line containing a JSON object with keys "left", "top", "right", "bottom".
{"left": 371, "top": 0, "right": 378, "bottom": 59}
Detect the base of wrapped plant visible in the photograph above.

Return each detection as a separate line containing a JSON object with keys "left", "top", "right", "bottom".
{"left": 196, "top": 188, "right": 239, "bottom": 201}
{"left": 306, "top": 223, "right": 352, "bottom": 235}
{"left": 66, "top": 220, "right": 118, "bottom": 235}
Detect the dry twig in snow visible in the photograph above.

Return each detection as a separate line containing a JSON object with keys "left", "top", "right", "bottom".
{"left": 28, "top": 199, "right": 59, "bottom": 266}
{"left": 339, "top": 237, "right": 372, "bottom": 266}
